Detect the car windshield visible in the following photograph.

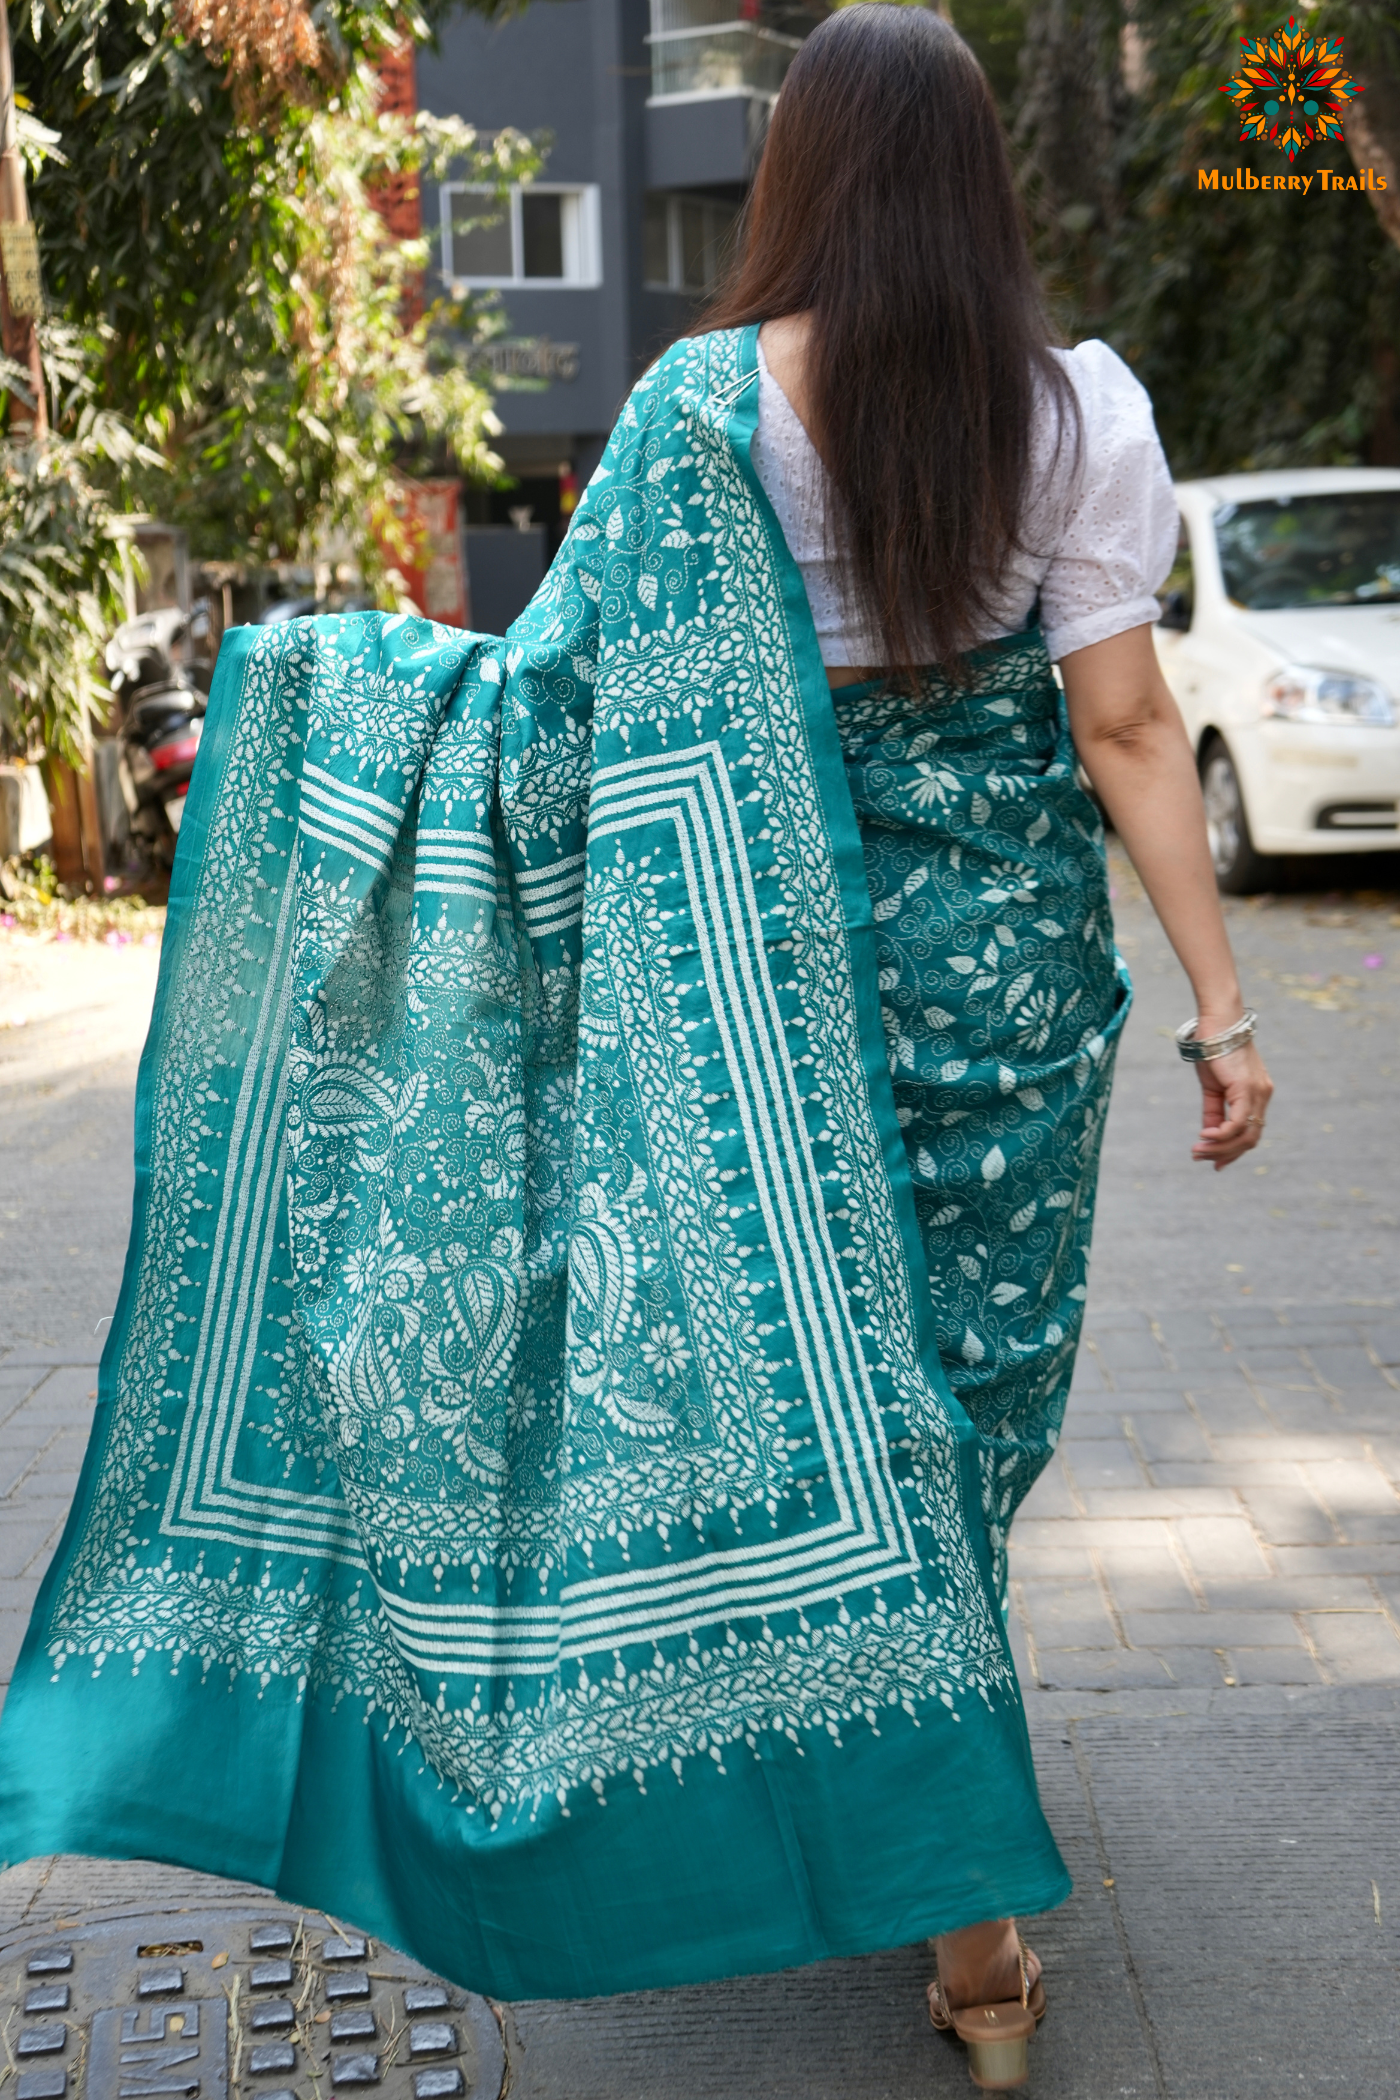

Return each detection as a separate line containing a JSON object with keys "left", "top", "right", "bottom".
{"left": 1214, "top": 491, "right": 1400, "bottom": 609}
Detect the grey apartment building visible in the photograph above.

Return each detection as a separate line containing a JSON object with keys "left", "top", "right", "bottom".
{"left": 418, "top": 0, "right": 824, "bottom": 626}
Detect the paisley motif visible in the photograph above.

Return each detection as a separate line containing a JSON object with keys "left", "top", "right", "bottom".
{"left": 565, "top": 1176, "right": 641, "bottom": 1406}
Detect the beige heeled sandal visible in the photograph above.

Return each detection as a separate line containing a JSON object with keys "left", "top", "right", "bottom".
{"left": 927, "top": 1932, "right": 1045, "bottom": 2091}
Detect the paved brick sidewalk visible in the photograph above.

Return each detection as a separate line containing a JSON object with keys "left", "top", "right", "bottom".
{"left": 1010, "top": 1304, "right": 1400, "bottom": 1698}
{"left": 4, "top": 852, "right": 1400, "bottom": 2095}
{"left": 0, "top": 1345, "right": 99, "bottom": 1687}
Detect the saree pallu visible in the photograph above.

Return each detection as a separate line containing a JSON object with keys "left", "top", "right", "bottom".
{"left": 0, "top": 327, "right": 1126, "bottom": 1999}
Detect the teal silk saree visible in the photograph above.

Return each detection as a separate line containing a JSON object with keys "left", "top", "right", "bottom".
{"left": 0, "top": 327, "right": 1128, "bottom": 1998}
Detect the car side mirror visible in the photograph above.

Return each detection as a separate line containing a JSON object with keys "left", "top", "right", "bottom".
{"left": 1157, "top": 588, "right": 1192, "bottom": 633}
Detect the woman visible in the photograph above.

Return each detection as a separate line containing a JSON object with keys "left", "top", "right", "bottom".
{"left": 707, "top": 6, "right": 1272, "bottom": 2078}
{"left": 0, "top": 7, "right": 1269, "bottom": 2092}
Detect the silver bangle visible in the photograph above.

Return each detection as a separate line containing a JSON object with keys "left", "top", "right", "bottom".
{"left": 1175, "top": 1010, "right": 1258, "bottom": 1063}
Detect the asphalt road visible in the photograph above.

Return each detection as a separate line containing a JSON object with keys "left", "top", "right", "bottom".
{"left": 2, "top": 839, "right": 1399, "bottom": 2097}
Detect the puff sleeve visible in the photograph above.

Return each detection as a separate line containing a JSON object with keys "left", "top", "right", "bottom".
{"left": 1037, "top": 340, "right": 1179, "bottom": 662}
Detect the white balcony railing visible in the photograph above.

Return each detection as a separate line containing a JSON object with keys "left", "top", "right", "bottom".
{"left": 646, "top": 0, "right": 802, "bottom": 103}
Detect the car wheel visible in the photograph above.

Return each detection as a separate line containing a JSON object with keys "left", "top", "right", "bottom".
{"left": 1200, "top": 737, "right": 1272, "bottom": 895}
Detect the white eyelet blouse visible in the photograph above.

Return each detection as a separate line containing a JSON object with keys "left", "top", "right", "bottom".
{"left": 750, "top": 336, "right": 1179, "bottom": 667}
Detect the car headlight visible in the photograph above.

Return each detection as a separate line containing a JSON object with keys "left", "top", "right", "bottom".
{"left": 1262, "top": 665, "right": 1395, "bottom": 726}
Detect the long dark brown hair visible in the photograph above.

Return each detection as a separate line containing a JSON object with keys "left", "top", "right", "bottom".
{"left": 702, "top": 3, "right": 1077, "bottom": 675}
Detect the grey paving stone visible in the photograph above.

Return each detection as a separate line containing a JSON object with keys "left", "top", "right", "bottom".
{"left": 0, "top": 1575, "right": 43, "bottom": 1614}
{"left": 1173, "top": 1514, "right": 1272, "bottom": 1585}
{"left": 0, "top": 1344, "right": 103, "bottom": 1368}
{"left": 1006, "top": 1605, "right": 1035, "bottom": 1684}
{"left": 1250, "top": 1394, "right": 1351, "bottom": 1444}
{"left": 1080, "top": 1487, "right": 1240, "bottom": 1518}
{"left": 1300, "top": 1459, "right": 1400, "bottom": 1540}
{"left": 1237, "top": 1485, "right": 1339, "bottom": 1548}
{"left": 1090, "top": 1332, "right": 1169, "bottom": 1371}
{"left": 1149, "top": 1644, "right": 1229, "bottom": 1688}
{"left": 1183, "top": 1386, "right": 1274, "bottom": 1434}
{"left": 1075, "top": 1709, "right": 1400, "bottom": 2096}
{"left": 1056, "top": 1408, "right": 1129, "bottom": 1440}
{"left": 1059, "top": 1440, "right": 1146, "bottom": 1493}
{"left": 1223, "top": 1646, "right": 1325, "bottom": 1688}
{"left": 1364, "top": 1323, "right": 1400, "bottom": 1365}
{"left": 0, "top": 1517, "right": 63, "bottom": 1579}
{"left": 1084, "top": 1383, "right": 1187, "bottom": 1414}
{"left": 1032, "top": 1647, "right": 1172, "bottom": 1692}
{"left": 1257, "top": 1390, "right": 1351, "bottom": 1434}
{"left": 1303, "top": 1611, "right": 1400, "bottom": 1684}
{"left": 1234, "top": 1346, "right": 1314, "bottom": 1378}
{"left": 1202, "top": 1575, "right": 1379, "bottom": 1612}
{"left": 1337, "top": 1408, "right": 1400, "bottom": 1441}
{"left": 1094, "top": 1367, "right": 1192, "bottom": 1397}
{"left": 1005, "top": 1542, "right": 1095, "bottom": 1583}
{"left": 1016, "top": 1581, "right": 1121, "bottom": 1650}
{"left": 0, "top": 1416, "right": 58, "bottom": 1449}
{"left": 0, "top": 1608, "right": 28, "bottom": 1676}
{"left": 0, "top": 1370, "right": 45, "bottom": 1422}
{"left": 1307, "top": 1344, "right": 1394, "bottom": 1390}
{"left": 1081, "top": 1307, "right": 1153, "bottom": 1333}
{"left": 1147, "top": 1459, "right": 1306, "bottom": 1488}
{"left": 1126, "top": 1413, "right": 1212, "bottom": 1465}
{"left": 0, "top": 1444, "right": 51, "bottom": 1499}
{"left": 1158, "top": 1341, "right": 1235, "bottom": 1370}
{"left": 1218, "top": 1310, "right": 1293, "bottom": 1340}
{"left": 17, "top": 1468, "right": 81, "bottom": 1501}
{"left": 1210, "top": 1432, "right": 1368, "bottom": 1463}
{"left": 1070, "top": 1518, "right": 1199, "bottom": 1611}
{"left": 1149, "top": 1312, "right": 1226, "bottom": 1349}
{"left": 1121, "top": 1608, "right": 1303, "bottom": 1649}
{"left": 1066, "top": 1356, "right": 1113, "bottom": 1395}
{"left": 1270, "top": 1543, "right": 1400, "bottom": 1580}
{"left": 1017, "top": 1462, "right": 1081, "bottom": 1521}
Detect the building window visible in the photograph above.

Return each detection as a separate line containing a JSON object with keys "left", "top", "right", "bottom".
{"left": 643, "top": 193, "right": 740, "bottom": 293}
{"left": 646, "top": 0, "right": 802, "bottom": 103}
{"left": 441, "top": 184, "right": 602, "bottom": 288}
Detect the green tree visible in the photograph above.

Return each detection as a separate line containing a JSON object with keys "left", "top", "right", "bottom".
{"left": 2, "top": 0, "right": 534, "bottom": 763}
{"left": 0, "top": 321, "right": 161, "bottom": 766}
{"left": 1013, "top": 0, "right": 1400, "bottom": 472}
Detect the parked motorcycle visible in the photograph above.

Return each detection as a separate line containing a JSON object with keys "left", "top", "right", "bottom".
{"left": 103, "top": 604, "right": 215, "bottom": 872}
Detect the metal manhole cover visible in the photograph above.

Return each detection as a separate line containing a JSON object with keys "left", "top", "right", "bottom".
{"left": 0, "top": 1907, "right": 504, "bottom": 2100}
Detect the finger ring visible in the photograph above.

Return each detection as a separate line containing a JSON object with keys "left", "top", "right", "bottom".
{"left": 1245, "top": 1115, "right": 1262, "bottom": 1126}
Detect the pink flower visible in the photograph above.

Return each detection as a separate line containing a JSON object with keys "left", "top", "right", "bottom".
{"left": 1363, "top": 953, "right": 1384, "bottom": 969}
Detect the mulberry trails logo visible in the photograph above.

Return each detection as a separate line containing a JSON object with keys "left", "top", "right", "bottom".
{"left": 1202, "top": 15, "right": 1385, "bottom": 195}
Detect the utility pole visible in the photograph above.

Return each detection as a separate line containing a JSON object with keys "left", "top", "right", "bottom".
{"left": 0, "top": 0, "right": 47, "bottom": 439}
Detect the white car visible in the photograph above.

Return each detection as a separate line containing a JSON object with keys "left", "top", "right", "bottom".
{"left": 1154, "top": 467, "right": 1400, "bottom": 891}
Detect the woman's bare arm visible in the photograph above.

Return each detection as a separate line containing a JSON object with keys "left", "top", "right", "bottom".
{"left": 1058, "top": 623, "right": 1273, "bottom": 1169}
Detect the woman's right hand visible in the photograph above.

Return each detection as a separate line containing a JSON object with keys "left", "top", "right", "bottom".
{"left": 1189, "top": 1036, "right": 1273, "bottom": 1171}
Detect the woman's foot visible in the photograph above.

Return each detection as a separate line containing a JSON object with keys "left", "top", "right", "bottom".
{"left": 933, "top": 1918, "right": 1041, "bottom": 2012}
{"left": 928, "top": 1923, "right": 1044, "bottom": 2090}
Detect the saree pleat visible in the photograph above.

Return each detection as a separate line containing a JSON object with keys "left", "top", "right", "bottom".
{"left": 836, "top": 646, "right": 1129, "bottom": 1595}
{"left": 0, "top": 328, "right": 1125, "bottom": 1997}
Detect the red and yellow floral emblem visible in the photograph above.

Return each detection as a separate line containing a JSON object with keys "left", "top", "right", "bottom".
{"left": 1219, "top": 15, "right": 1361, "bottom": 161}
